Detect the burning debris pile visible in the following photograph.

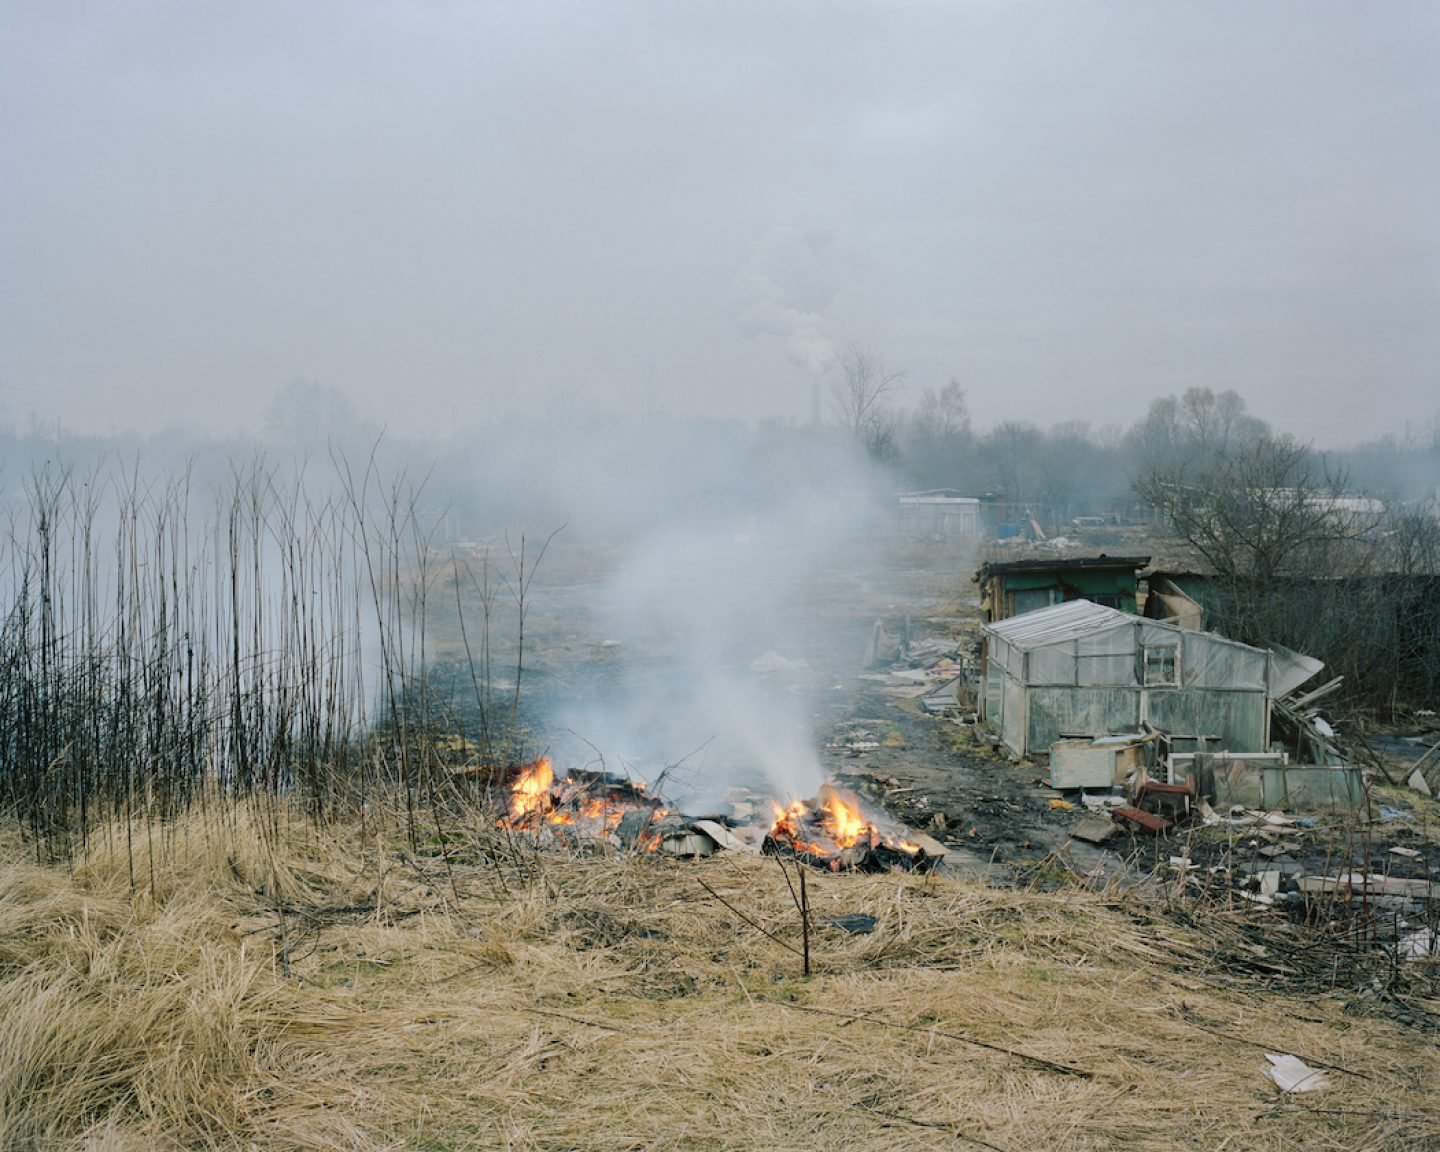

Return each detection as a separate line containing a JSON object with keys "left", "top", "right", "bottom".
{"left": 764, "top": 783, "right": 940, "bottom": 873}
{"left": 497, "top": 757, "right": 668, "bottom": 842}
{"left": 492, "top": 760, "right": 944, "bottom": 873}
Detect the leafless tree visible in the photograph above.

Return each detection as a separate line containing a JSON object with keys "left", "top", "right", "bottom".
{"left": 830, "top": 344, "right": 905, "bottom": 446}
{"left": 917, "top": 378, "right": 970, "bottom": 440}
{"left": 900, "top": 378, "right": 971, "bottom": 487}
{"left": 1137, "top": 435, "right": 1372, "bottom": 578}
{"left": 1126, "top": 387, "right": 1269, "bottom": 475}
{"left": 1385, "top": 502, "right": 1440, "bottom": 577}
{"left": 263, "top": 379, "right": 365, "bottom": 446}
{"left": 1136, "top": 432, "right": 1381, "bottom": 641}
{"left": 981, "top": 420, "right": 1045, "bottom": 508}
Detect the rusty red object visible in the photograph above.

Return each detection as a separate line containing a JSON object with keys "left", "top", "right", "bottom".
{"left": 1135, "top": 777, "right": 1195, "bottom": 821}
{"left": 1137, "top": 779, "right": 1196, "bottom": 797}
{"left": 1113, "top": 804, "right": 1171, "bottom": 834}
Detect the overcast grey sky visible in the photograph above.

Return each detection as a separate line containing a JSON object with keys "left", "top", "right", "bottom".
{"left": 3, "top": 1, "right": 1437, "bottom": 444}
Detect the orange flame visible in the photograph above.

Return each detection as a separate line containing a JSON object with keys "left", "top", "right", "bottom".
{"left": 500, "top": 757, "right": 554, "bottom": 827}
{"left": 767, "top": 789, "right": 878, "bottom": 856}
{"left": 498, "top": 757, "right": 667, "bottom": 838}
{"left": 820, "top": 785, "right": 869, "bottom": 847}
{"left": 765, "top": 785, "right": 934, "bottom": 869}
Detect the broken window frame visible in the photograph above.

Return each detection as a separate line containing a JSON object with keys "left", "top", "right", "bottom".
{"left": 1143, "top": 643, "right": 1181, "bottom": 688}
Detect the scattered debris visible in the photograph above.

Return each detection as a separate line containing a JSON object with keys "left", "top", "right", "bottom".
{"left": 825, "top": 913, "right": 878, "bottom": 935}
{"left": 1265, "top": 1053, "right": 1331, "bottom": 1094}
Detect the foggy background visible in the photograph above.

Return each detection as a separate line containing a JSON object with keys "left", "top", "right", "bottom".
{"left": 3, "top": 1, "right": 1437, "bottom": 446}
{"left": 5, "top": 1, "right": 1439, "bottom": 802}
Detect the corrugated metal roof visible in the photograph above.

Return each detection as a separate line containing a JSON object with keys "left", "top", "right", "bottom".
{"left": 983, "top": 600, "right": 1132, "bottom": 650}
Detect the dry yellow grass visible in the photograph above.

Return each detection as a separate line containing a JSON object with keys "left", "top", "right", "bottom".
{"left": 1, "top": 805, "right": 1437, "bottom": 1151}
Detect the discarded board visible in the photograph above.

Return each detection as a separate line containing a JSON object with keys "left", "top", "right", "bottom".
{"left": 691, "top": 819, "right": 760, "bottom": 855}
{"left": 1070, "top": 814, "right": 1120, "bottom": 845}
{"left": 1297, "top": 875, "right": 1438, "bottom": 900}
{"left": 1265, "top": 1053, "right": 1331, "bottom": 1093}
{"left": 658, "top": 831, "right": 717, "bottom": 858}
{"left": 906, "top": 830, "right": 951, "bottom": 862}
{"left": 920, "top": 677, "right": 963, "bottom": 713}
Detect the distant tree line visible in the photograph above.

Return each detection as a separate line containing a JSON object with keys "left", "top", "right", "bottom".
{"left": 872, "top": 378, "right": 1440, "bottom": 530}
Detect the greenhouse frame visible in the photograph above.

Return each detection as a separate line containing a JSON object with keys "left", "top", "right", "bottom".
{"left": 980, "top": 600, "right": 1316, "bottom": 758}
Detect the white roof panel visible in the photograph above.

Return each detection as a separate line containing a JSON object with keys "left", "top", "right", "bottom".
{"left": 983, "top": 600, "right": 1133, "bottom": 651}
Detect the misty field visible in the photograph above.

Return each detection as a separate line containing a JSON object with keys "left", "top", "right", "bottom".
{"left": 1, "top": 457, "right": 1437, "bottom": 1151}
{"left": 9, "top": 0, "right": 1440, "bottom": 1142}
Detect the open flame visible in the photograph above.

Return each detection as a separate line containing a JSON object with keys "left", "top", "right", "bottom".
{"left": 493, "top": 759, "right": 935, "bottom": 872}
{"left": 770, "top": 784, "right": 874, "bottom": 853}
{"left": 500, "top": 756, "right": 555, "bottom": 827}
{"left": 497, "top": 756, "right": 666, "bottom": 838}
{"left": 822, "top": 787, "right": 869, "bottom": 846}
{"left": 765, "top": 783, "right": 935, "bottom": 873}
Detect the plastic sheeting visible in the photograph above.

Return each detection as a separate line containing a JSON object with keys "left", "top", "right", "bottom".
{"left": 1267, "top": 643, "right": 1325, "bottom": 698}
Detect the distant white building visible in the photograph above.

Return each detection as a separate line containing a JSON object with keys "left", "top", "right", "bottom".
{"left": 896, "top": 491, "right": 980, "bottom": 538}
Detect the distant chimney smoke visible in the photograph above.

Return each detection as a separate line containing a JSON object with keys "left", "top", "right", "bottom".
{"left": 732, "top": 223, "right": 837, "bottom": 422}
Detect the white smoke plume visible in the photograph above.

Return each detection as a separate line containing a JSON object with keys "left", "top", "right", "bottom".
{"left": 445, "top": 416, "right": 893, "bottom": 811}
{"left": 733, "top": 223, "right": 839, "bottom": 379}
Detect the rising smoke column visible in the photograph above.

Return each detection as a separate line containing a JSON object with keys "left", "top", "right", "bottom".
{"left": 527, "top": 422, "right": 890, "bottom": 812}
